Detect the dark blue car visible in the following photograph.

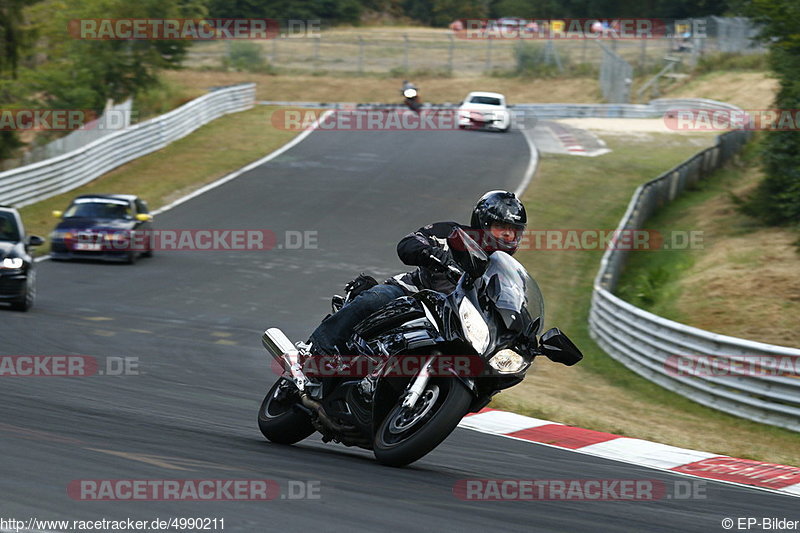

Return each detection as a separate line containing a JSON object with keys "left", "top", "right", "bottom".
{"left": 50, "top": 194, "right": 154, "bottom": 264}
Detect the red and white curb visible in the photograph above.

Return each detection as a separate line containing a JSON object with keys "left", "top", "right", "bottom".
{"left": 458, "top": 408, "right": 800, "bottom": 498}
{"left": 550, "top": 124, "right": 587, "bottom": 154}
{"left": 546, "top": 121, "right": 614, "bottom": 157}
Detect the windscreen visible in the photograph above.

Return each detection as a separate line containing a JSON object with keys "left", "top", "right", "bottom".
{"left": 0, "top": 212, "right": 20, "bottom": 241}
{"left": 482, "top": 251, "right": 544, "bottom": 332}
{"left": 64, "top": 199, "right": 131, "bottom": 219}
{"left": 469, "top": 96, "right": 501, "bottom": 106}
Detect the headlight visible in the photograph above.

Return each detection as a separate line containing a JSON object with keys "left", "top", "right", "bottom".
{"left": 1, "top": 257, "right": 24, "bottom": 269}
{"left": 403, "top": 88, "right": 417, "bottom": 98}
{"left": 51, "top": 230, "right": 73, "bottom": 240}
{"left": 459, "top": 297, "right": 490, "bottom": 354}
{"left": 103, "top": 231, "right": 128, "bottom": 241}
{"left": 489, "top": 349, "right": 526, "bottom": 374}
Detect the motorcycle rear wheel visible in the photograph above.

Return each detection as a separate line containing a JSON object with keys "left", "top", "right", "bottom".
{"left": 258, "top": 378, "right": 315, "bottom": 445}
{"left": 373, "top": 378, "right": 472, "bottom": 467}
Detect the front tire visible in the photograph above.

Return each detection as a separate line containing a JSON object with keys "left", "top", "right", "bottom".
{"left": 10, "top": 270, "right": 35, "bottom": 312}
{"left": 258, "top": 378, "right": 315, "bottom": 445}
{"left": 373, "top": 378, "right": 472, "bottom": 467}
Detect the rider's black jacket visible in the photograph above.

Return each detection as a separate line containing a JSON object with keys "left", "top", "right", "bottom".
{"left": 388, "top": 221, "right": 471, "bottom": 295}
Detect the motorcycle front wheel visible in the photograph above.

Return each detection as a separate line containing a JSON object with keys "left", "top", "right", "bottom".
{"left": 373, "top": 378, "right": 472, "bottom": 467}
{"left": 258, "top": 378, "right": 315, "bottom": 445}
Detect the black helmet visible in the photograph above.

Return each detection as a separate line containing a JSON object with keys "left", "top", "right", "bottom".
{"left": 470, "top": 190, "right": 527, "bottom": 255}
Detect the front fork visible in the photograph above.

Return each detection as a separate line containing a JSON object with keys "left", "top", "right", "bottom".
{"left": 399, "top": 355, "right": 477, "bottom": 410}
{"left": 401, "top": 356, "right": 435, "bottom": 409}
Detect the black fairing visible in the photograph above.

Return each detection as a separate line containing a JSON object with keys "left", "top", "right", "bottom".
{"left": 352, "top": 296, "right": 426, "bottom": 340}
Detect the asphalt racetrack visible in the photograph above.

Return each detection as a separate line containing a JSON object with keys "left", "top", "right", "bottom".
{"left": 1, "top": 124, "right": 797, "bottom": 532}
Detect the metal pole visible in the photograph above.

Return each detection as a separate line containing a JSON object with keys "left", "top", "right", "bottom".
{"left": 639, "top": 38, "right": 646, "bottom": 72}
{"left": 358, "top": 36, "right": 364, "bottom": 74}
{"left": 551, "top": 41, "right": 563, "bottom": 72}
{"left": 448, "top": 34, "right": 454, "bottom": 73}
{"left": 403, "top": 34, "right": 409, "bottom": 71}
{"left": 485, "top": 36, "right": 493, "bottom": 72}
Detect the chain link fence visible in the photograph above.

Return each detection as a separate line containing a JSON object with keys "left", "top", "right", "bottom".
{"left": 184, "top": 18, "right": 765, "bottom": 106}
{"left": 186, "top": 18, "right": 764, "bottom": 76}
{"left": 598, "top": 42, "right": 633, "bottom": 104}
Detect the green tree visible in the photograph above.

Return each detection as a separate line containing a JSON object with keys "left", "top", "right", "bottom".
{"left": 430, "top": 0, "right": 488, "bottom": 26}
{"left": 0, "top": 0, "right": 39, "bottom": 159}
{"left": 0, "top": 0, "right": 34, "bottom": 78}
{"left": 23, "top": 0, "right": 204, "bottom": 111}
{"left": 738, "top": 0, "right": 800, "bottom": 225}
{"left": 207, "top": 0, "right": 363, "bottom": 23}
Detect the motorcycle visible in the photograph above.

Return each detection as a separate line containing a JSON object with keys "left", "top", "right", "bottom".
{"left": 401, "top": 80, "right": 422, "bottom": 113}
{"left": 257, "top": 227, "right": 583, "bottom": 466}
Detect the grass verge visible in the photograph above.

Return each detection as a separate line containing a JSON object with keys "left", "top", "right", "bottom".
{"left": 616, "top": 137, "right": 800, "bottom": 348}
{"left": 163, "top": 69, "right": 603, "bottom": 104}
{"left": 500, "top": 131, "right": 800, "bottom": 466}
{"left": 21, "top": 106, "right": 300, "bottom": 254}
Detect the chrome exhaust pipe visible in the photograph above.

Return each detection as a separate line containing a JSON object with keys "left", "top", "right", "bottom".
{"left": 262, "top": 328, "right": 309, "bottom": 392}
{"left": 261, "top": 328, "right": 296, "bottom": 361}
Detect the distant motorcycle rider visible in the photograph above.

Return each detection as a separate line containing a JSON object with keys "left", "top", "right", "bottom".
{"left": 306, "top": 190, "right": 527, "bottom": 356}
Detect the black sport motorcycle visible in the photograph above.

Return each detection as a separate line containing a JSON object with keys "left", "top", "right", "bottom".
{"left": 257, "top": 228, "right": 582, "bottom": 466}
{"left": 401, "top": 80, "right": 422, "bottom": 113}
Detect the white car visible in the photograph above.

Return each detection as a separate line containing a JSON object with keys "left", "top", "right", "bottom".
{"left": 458, "top": 92, "right": 511, "bottom": 132}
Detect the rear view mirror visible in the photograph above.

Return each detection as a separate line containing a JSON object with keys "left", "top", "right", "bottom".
{"left": 447, "top": 227, "right": 489, "bottom": 280}
{"left": 27, "top": 235, "right": 44, "bottom": 247}
{"left": 52, "top": 210, "right": 63, "bottom": 218}
{"left": 136, "top": 214, "right": 152, "bottom": 222}
{"left": 539, "top": 328, "right": 583, "bottom": 366}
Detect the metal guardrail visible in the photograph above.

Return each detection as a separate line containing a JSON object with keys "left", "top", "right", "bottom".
{"left": 258, "top": 97, "right": 744, "bottom": 124}
{"left": 587, "top": 112, "right": 800, "bottom": 431}
{"left": 0, "top": 83, "right": 256, "bottom": 208}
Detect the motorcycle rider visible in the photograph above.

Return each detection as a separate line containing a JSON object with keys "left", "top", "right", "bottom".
{"left": 306, "top": 190, "right": 527, "bottom": 357}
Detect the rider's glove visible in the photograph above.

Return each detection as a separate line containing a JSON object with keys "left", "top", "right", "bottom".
{"left": 424, "top": 246, "right": 453, "bottom": 273}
